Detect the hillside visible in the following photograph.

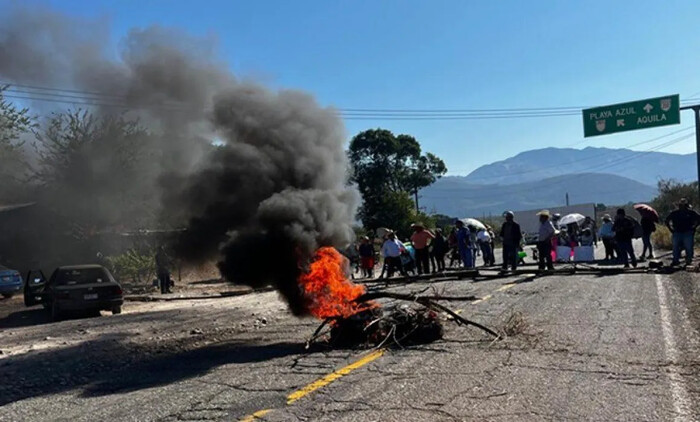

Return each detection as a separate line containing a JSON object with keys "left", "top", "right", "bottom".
{"left": 420, "top": 173, "right": 657, "bottom": 217}
{"left": 464, "top": 147, "right": 695, "bottom": 186}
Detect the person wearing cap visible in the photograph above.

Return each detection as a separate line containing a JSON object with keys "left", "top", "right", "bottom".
{"left": 598, "top": 214, "right": 616, "bottom": 261}
{"left": 613, "top": 208, "right": 637, "bottom": 268}
{"left": 410, "top": 223, "right": 435, "bottom": 275}
{"left": 455, "top": 220, "right": 473, "bottom": 269}
{"left": 499, "top": 211, "right": 522, "bottom": 271}
{"left": 381, "top": 231, "right": 407, "bottom": 277}
{"left": 536, "top": 210, "right": 555, "bottom": 271}
{"left": 665, "top": 198, "right": 700, "bottom": 267}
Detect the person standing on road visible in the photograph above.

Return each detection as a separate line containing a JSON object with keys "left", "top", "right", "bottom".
{"left": 455, "top": 220, "right": 473, "bottom": 269}
{"left": 477, "top": 228, "right": 494, "bottom": 266}
{"left": 447, "top": 227, "right": 459, "bottom": 268}
{"left": 499, "top": 211, "right": 522, "bottom": 271}
{"left": 155, "top": 246, "right": 173, "bottom": 294}
{"left": 358, "top": 236, "right": 375, "bottom": 278}
{"left": 536, "top": 210, "right": 555, "bottom": 271}
{"left": 431, "top": 228, "right": 448, "bottom": 272}
{"left": 639, "top": 215, "right": 656, "bottom": 261}
{"left": 613, "top": 208, "right": 637, "bottom": 268}
{"left": 581, "top": 216, "right": 598, "bottom": 246}
{"left": 410, "top": 223, "right": 434, "bottom": 275}
{"left": 665, "top": 198, "right": 700, "bottom": 267}
{"left": 381, "top": 232, "right": 407, "bottom": 278}
{"left": 598, "top": 214, "right": 616, "bottom": 261}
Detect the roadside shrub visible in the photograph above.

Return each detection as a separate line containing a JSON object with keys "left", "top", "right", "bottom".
{"left": 108, "top": 248, "right": 155, "bottom": 284}
{"left": 652, "top": 225, "right": 672, "bottom": 250}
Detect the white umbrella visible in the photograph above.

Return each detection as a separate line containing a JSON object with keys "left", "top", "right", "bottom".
{"left": 559, "top": 213, "right": 585, "bottom": 226}
{"left": 460, "top": 218, "right": 486, "bottom": 231}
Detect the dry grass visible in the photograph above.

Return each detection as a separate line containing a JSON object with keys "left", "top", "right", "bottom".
{"left": 500, "top": 311, "right": 528, "bottom": 337}
{"left": 652, "top": 225, "right": 672, "bottom": 250}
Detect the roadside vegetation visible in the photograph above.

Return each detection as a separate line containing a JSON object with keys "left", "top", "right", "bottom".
{"left": 651, "top": 179, "right": 700, "bottom": 250}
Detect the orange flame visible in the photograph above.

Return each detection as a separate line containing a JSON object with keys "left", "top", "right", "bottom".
{"left": 298, "top": 247, "right": 371, "bottom": 319}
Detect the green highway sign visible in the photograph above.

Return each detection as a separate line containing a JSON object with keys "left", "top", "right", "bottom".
{"left": 582, "top": 94, "right": 680, "bottom": 137}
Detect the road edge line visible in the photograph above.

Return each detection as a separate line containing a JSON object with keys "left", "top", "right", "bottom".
{"left": 654, "top": 274, "right": 693, "bottom": 421}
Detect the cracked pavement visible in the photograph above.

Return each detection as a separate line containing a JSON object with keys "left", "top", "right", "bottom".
{"left": 1, "top": 262, "right": 699, "bottom": 421}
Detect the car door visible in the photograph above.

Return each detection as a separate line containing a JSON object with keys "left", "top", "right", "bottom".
{"left": 23, "top": 270, "right": 48, "bottom": 306}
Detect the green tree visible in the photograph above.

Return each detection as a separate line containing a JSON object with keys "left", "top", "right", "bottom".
{"left": 349, "top": 129, "right": 447, "bottom": 234}
{"left": 0, "top": 86, "right": 35, "bottom": 201}
{"left": 32, "top": 110, "right": 158, "bottom": 228}
{"left": 651, "top": 179, "right": 699, "bottom": 218}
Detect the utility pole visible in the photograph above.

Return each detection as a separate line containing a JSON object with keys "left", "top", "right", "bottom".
{"left": 413, "top": 187, "right": 420, "bottom": 213}
{"left": 566, "top": 192, "right": 570, "bottom": 206}
{"left": 680, "top": 104, "right": 700, "bottom": 202}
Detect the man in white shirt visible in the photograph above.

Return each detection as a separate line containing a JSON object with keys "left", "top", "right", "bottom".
{"left": 537, "top": 210, "right": 556, "bottom": 271}
{"left": 381, "top": 232, "right": 406, "bottom": 277}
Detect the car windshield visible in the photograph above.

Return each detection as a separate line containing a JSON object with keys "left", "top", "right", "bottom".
{"left": 55, "top": 268, "right": 110, "bottom": 286}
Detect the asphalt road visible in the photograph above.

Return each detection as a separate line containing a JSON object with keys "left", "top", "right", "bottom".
{"left": 1, "top": 255, "right": 698, "bottom": 421}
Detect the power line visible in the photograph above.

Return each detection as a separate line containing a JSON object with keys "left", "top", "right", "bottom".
{"left": 1, "top": 93, "right": 197, "bottom": 112}
{"left": 3, "top": 81, "right": 697, "bottom": 120}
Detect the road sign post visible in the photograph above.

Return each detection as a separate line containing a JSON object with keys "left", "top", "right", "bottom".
{"left": 680, "top": 104, "right": 700, "bottom": 202}
{"left": 582, "top": 95, "right": 680, "bottom": 137}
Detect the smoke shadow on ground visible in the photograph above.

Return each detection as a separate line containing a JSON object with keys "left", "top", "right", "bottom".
{"left": 0, "top": 307, "right": 104, "bottom": 329}
{"left": 0, "top": 334, "right": 312, "bottom": 405}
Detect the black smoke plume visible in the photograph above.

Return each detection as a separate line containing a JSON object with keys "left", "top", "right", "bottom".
{"left": 0, "top": 6, "right": 359, "bottom": 314}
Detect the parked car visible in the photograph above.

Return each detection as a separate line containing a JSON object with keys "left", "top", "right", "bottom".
{"left": 0, "top": 265, "right": 23, "bottom": 298}
{"left": 24, "top": 264, "right": 123, "bottom": 321}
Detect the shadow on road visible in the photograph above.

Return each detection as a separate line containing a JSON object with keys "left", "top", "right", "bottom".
{"left": 0, "top": 335, "right": 310, "bottom": 406}
{"left": 0, "top": 307, "right": 105, "bottom": 329}
{"left": 0, "top": 307, "right": 52, "bottom": 329}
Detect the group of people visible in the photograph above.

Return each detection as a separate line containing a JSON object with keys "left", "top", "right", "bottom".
{"left": 373, "top": 217, "right": 513, "bottom": 278}
{"left": 358, "top": 197, "right": 700, "bottom": 279}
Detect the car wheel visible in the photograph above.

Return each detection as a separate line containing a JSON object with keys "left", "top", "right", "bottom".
{"left": 51, "top": 301, "right": 62, "bottom": 321}
{"left": 2, "top": 293, "right": 13, "bottom": 299}
{"left": 112, "top": 305, "right": 122, "bottom": 315}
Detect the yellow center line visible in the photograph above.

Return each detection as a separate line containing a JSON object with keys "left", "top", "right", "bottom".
{"left": 471, "top": 294, "right": 492, "bottom": 304}
{"left": 497, "top": 283, "right": 516, "bottom": 292}
{"left": 238, "top": 281, "right": 522, "bottom": 420}
{"left": 286, "top": 349, "right": 385, "bottom": 404}
{"left": 239, "top": 409, "right": 271, "bottom": 422}
{"left": 238, "top": 349, "right": 385, "bottom": 421}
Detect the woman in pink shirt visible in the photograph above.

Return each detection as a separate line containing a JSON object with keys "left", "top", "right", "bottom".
{"left": 410, "top": 223, "right": 435, "bottom": 275}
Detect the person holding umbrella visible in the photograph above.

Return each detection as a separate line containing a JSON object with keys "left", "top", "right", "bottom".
{"left": 634, "top": 204, "right": 658, "bottom": 261}
{"left": 665, "top": 198, "right": 700, "bottom": 267}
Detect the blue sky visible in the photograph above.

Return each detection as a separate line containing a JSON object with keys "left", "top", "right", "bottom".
{"left": 23, "top": 0, "right": 700, "bottom": 175}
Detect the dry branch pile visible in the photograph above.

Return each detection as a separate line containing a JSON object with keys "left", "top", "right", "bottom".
{"left": 306, "top": 291, "right": 498, "bottom": 349}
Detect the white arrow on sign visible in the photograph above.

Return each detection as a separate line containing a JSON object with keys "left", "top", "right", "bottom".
{"left": 643, "top": 103, "right": 653, "bottom": 113}
{"left": 617, "top": 119, "right": 625, "bottom": 127}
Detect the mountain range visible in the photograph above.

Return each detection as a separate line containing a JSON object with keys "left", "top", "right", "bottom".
{"left": 462, "top": 147, "right": 695, "bottom": 186}
{"left": 421, "top": 147, "right": 695, "bottom": 217}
